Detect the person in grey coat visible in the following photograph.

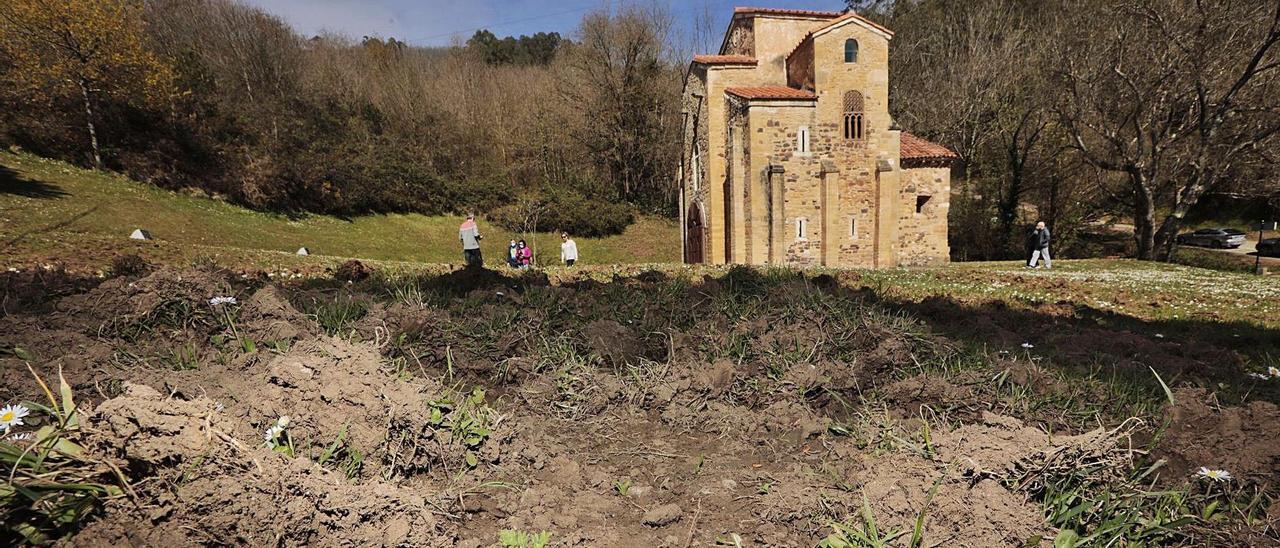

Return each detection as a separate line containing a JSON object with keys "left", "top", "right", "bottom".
{"left": 1027, "top": 221, "right": 1051, "bottom": 269}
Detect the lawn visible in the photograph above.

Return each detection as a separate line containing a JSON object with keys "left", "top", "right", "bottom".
{"left": 0, "top": 150, "right": 680, "bottom": 270}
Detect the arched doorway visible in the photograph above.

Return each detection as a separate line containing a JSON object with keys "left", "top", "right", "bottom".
{"left": 686, "top": 203, "right": 704, "bottom": 264}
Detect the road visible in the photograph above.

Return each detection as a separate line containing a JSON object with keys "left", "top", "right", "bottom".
{"left": 1217, "top": 237, "right": 1280, "bottom": 269}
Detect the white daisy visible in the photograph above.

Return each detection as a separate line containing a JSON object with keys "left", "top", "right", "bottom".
{"left": 1196, "top": 467, "right": 1232, "bottom": 482}
{"left": 0, "top": 404, "right": 31, "bottom": 433}
{"left": 1269, "top": 366, "right": 1280, "bottom": 378}
{"left": 1249, "top": 372, "right": 1270, "bottom": 380}
{"left": 208, "top": 296, "right": 237, "bottom": 306}
{"left": 1020, "top": 343, "right": 1035, "bottom": 349}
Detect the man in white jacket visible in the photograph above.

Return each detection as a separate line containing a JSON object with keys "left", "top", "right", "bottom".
{"left": 560, "top": 233, "right": 579, "bottom": 266}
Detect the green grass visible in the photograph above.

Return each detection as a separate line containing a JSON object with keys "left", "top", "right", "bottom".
{"left": 0, "top": 150, "right": 678, "bottom": 269}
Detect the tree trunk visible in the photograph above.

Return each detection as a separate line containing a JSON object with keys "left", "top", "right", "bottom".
{"left": 1132, "top": 174, "right": 1157, "bottom": 260}
{"left": 78, "top": 78, "right": 102, "bottom": 169}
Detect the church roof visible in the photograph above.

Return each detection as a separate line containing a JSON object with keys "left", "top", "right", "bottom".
{"left": 692, "top": 54, "right": 758, "bottom": 66}
{"left": 733, "top": 7, "right": 844, "bottom": 19}
{"left": 900, "top": 132, "right": 958, "bottom": 164}
{"left": 807, "top": 10, "right": 894, "bottom": 38}
{"left": 725, "top": 86, "right": 818, "bottom": 101}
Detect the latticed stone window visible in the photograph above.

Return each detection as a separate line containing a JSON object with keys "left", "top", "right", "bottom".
{"left": 844, "top": 39, "right": 859, "bottom": 63}
{"left": 843, "top": 91, "right": 865, "bottom": 142}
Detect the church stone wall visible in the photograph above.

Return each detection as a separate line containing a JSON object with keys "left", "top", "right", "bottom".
{"left": 897, "top": 166, "right": 951, "bottom": 265}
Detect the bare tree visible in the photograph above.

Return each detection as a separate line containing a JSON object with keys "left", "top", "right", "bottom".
{"left": 1054, "top": 0, "right": 1280, "bottom": 259}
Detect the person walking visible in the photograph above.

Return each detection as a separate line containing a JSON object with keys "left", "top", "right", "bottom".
{"left": 459, "top": 214, "right": 483, "bottom": 268}
{"left": 1027, "top": 221, "right": 1052, "bottom": 269}
{"left": 517, "top": 239, "right": 532, "bottom": 269}
{"left": 507, "top": 240, "right": 520, "bottom": 268}
{"left": 560, "top": 233, "right": 578, "bottom": 266}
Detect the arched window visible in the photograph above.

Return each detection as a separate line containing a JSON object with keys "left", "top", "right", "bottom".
{"left": 843, "top": 91, "right": 865, "bottom": 142}
{"left": 844, "top": 39, "right": 859, "bottom": 63}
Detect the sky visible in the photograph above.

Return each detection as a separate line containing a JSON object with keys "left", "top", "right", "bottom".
{"left": 241, "top": 0, "right": 850, "bottom": 49}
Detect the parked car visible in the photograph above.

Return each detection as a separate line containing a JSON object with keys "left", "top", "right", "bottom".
{"left": 1176, "top": 227, "right": 1246, "bottom": 248}
{"left": 1258, "top": 237, "right": 1280, "bottom": 257}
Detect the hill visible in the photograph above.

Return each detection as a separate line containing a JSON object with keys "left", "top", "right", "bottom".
{"left": 0, "top": 151, "right": 679, "bottom": 271}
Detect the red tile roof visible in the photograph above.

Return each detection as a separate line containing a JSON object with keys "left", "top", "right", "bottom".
{"left": 725, "top": 86, "right": 817, "bottom": 101}
{"left": 901, "top": 132, "right": 958, "bottom": 162}
{"left": 692, "top": 54, "right": 758, "bottom": 65}
{"left": 733, "top": 7, "right": 845, "bottom": 18}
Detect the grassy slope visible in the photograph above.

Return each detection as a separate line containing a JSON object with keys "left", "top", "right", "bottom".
{"left": 0, "top": 151, "right": 679, "bottom": 268}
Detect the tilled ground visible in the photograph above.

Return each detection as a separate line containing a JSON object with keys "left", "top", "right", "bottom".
{"left": 1, "top": 265, "right": 1277, "bottom": 546}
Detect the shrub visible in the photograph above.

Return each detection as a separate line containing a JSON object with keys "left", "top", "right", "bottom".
{"left": 490, "top": 190, "right": 634, "bottom": 237}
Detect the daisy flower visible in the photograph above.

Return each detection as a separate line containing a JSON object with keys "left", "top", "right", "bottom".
{"left": 1196, "top": 467, "right": 1232, "bottom": 482}
{"left": 1020, "top": 342, "right": 1035, "bottom": 349}
{"left": 208, "top": 296, "right": 237, "bottom": 306}
{"left": 0, "top": 404, "right": 31, "bottom": 433}
{"left": 1269, "top": 366, "right": 1280, "bottom": 378}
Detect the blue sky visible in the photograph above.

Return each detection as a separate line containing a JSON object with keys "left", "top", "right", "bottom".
{"left": 242, "top": 0, "right": 849, "bottom": 49}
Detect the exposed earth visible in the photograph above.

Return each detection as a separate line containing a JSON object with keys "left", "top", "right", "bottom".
{"left": 1, "top": 263, "right": 1278, "bottom": 546}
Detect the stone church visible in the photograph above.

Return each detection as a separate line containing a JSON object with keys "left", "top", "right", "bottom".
{"left": 680, "top": 7, "right": 957, "bottom": 267}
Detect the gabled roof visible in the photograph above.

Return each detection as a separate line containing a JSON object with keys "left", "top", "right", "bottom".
{"left": 692, "top": 54, "right": 758, "bottom": 66}
{"left": 725, "top": 85, "right": 817, "bottom": 101}
{"left": 900, "top": 132, "right": 958, "bottom": 164}
{"left": 732, "top": 7, "right": 844, "bottom": 19}
{"left": 809, "top": 9, "right": 894, "bottom": 38}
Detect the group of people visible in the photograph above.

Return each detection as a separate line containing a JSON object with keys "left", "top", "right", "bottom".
{"left": 458, "top": 214, "right": 579, "bottom": 269}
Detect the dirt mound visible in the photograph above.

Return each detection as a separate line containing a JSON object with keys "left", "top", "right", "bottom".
{"left": 56, "top": 267, "right": 232, "bottom": 331}
{"left": 71, "top": 383, "right": 454, "bottom": 546}
{"left": 238, "top": 285, "right": 315, "bottom": 342}
{"left": 1155, "top": 388, "right": 1280, "bottom": 484}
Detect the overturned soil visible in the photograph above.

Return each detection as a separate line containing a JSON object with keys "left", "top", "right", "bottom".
{"left": 1, "top": 266, "right": 1276, "bottom": 546}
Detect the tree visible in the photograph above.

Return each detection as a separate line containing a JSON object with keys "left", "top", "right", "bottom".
{"left": 0, "top": 0, "right": 171, "bottom": 168}
{"left": 561, "top": 5, "right": 682, "bottom": 214}
{"left": 1054, "top": 0, "right": 1280, "bottom": 260}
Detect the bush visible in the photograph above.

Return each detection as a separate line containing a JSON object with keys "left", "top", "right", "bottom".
{"left": 490, "top": 190, "right": 634, "bottom": 238}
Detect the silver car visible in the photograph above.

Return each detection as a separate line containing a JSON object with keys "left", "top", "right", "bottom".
{"left": 1176, "top": 227, "right": 1246, "bottom": 248}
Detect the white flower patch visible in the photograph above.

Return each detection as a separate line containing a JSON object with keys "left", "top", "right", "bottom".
{"left": 263, "top": 415, "right": 291, "bottom": 449}
{"left": 209, "top": 296, "right": 238, "bottom": 306}
{"left": 1195, "top": 467, "right": 1232, "bottom": 482}
{"left": 0, "top": 404, "right": 31, "bottom": 433}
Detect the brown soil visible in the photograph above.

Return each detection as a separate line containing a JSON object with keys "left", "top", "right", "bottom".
{"left": 1154, "top": 388, "right": 1280, "bottom": 485}
{"left": 0, "top": 267, "right": 1272, "bottom": 546}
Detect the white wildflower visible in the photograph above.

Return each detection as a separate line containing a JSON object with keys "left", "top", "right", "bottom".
{"left": 6, "top": 431, "right": 32, "bottom": 441}
{"left": 0, "top": 404, "right": 31, "bottom": 433}
{"left": 1196, "top": 467, "right": 1232, "bottom": 482}
{"left": 1249, "top": 372, "right": 1270, "bottom": 380}
{"left": 209, "top": 296, "right": 237, "bottom": 306}
{"left": 276, "top": 415, "right": 290, "bottom": 428}
{"left": 1269, "top": 366, "right": 1280, "bottom": 378}
{"left": 1021, "top": 342, "right": 1035, "bottom": 349}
